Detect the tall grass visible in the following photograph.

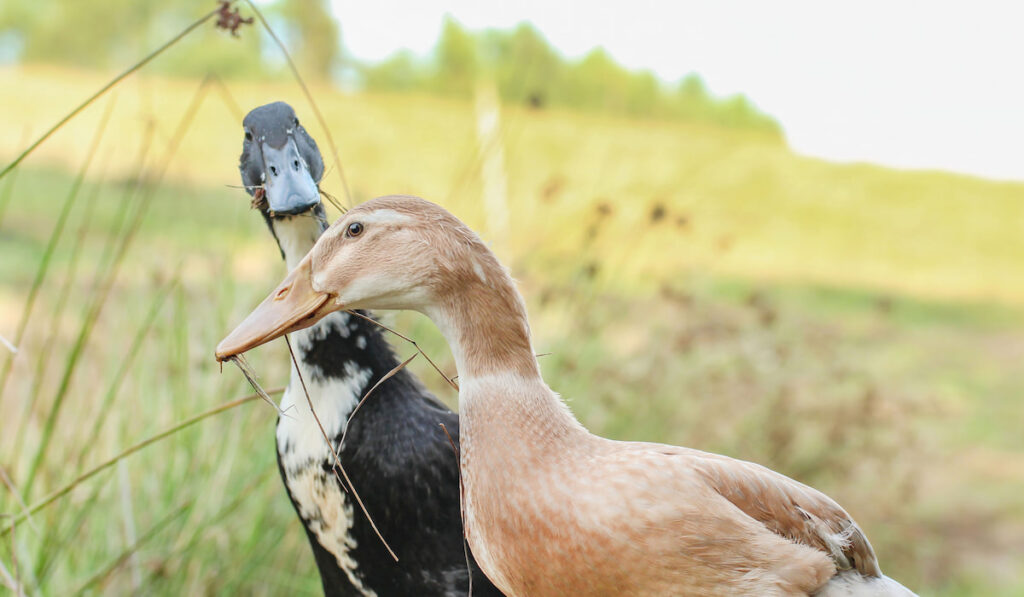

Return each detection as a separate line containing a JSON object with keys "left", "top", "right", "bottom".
{"left": 0, "top": 153, "right": 313, "bottom": 592}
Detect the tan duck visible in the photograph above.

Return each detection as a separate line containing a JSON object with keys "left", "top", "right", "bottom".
{"left": 217, "top": 195, "right": 917, "bottom": 597}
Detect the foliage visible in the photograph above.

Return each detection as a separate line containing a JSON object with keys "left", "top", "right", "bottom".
{"left": 0, "top": 3, "right": 778, "bottom": 131}
{"left": 275, "top": 0, "right": 342, "bottom": 80}
{"left": 0, "top": 0, "right": 340, "bottom": 80}
{"left": 362, "top": 19, "right": 782, "bottom": 133}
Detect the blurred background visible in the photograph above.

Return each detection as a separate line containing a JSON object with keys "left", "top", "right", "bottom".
{"left": 0, "top": 1, "right": 1022, "bottom": 594}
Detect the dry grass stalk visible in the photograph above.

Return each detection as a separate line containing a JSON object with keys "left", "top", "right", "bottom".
{"left": 209, "top": 74, "right": 244, "bottom": 121}
{"left": 226, "top": 355, "right": 289, "bottom": 417}
{"left": 346, "top": 310, "right": 460, "bottom": 391}
{"left": 319, "top": 188, "right": 346, "bottom": 214}
{"left": 22, "top": 75, "right": 216, "bottom": 497}
{"left": 0, "top": 466, "right": 36, "bottom": 535}
{"left": 282, "top": 335, "right": 399, "bottom": 562}
{"left": 242, "top": 0, "right": 352, "bottom": 206}
{"left": 73, "top": 501, "right": 193, "bottom": 595}
{"left": 0, "top": 3, "right": 225, "bottom": 181}
{"left": 338, "top": 352, "right": 417, "bottom": 450}
{"left": 0, "top": 94, "right": 117, "bottom": 404}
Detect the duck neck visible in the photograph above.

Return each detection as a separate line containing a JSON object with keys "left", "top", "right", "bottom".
{"left": 424, "top": 259, "right": 582, "bottom": 440}
{"left": 427, "top": 267, "right": 540, "bottom": 382}
{"left": 263, "top": 206, "right": 327, "bottom": 271}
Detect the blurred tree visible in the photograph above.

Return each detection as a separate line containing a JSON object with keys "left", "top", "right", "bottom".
{"left": 362, "top": 50, "right": 425, "bottom": 91}
{"left": 625, "top": 70, "right": 659, "bottom": 116}
{"left": 0, "top": 1, "right": 781, "bottom": 134}
{"left": 675, "top": 73, "right": 713, "bottom": 118}
{"left": 487, "top": 23, "right": 562, "bottom": 107}
{"left": 678, "top": 73, "right": 710, "bottom": 103}
{"left": 433, "top": 16, "right": 478, "bottom": 97}
{"left": 276, "top": 0, "right": 341, "bottom": 81}
{"left": 0, "top": 0, "right": 267, "bottom": 77}
{"left": 564, "top": 48, "right": 630, "bottom": 112}
{"left": 2, "top": 0, "right": 156, "bottom": 67}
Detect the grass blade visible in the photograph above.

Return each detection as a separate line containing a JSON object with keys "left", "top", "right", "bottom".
{"left": 72, "top": 275, "right": 179, "bottom": 472}
{"left": 339, "top": 352, "right": 417, "bottom": 450}
{"left": 21, "top": 77, "right": 213, "bottom": 497}
{"left": 24, "top": 164, "right": 108, "bottom": 432}
{"left": 0, "top": 95, "right": 117, "bottom": 403}
{"left": 0, "top": 5, "right": 222, "bottom": 181}
{"left": 72, "top": 501, "right": 193, "bottom": 596}
{"left": 2, "top": 389, "right": 277, "bottom": 537}
{"left": 0, "top": 163, "right": 20, "bottom": 229}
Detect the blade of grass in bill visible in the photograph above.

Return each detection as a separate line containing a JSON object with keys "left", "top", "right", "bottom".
{"left": 226, "top": 355, "right": 289, "bottom": 416}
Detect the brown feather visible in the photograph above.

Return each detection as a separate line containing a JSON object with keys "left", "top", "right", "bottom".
{"left": 286, "top": 195, "right": 906, "bottom": 597}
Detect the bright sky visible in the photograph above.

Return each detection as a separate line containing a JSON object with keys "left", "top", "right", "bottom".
{"left": 332, "top": 0, "right": 1024, "bottom": 181}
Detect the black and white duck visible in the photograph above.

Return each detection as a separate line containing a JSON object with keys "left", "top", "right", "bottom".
{"left": 236, "top": 102, "right": 501, "bottom": 596}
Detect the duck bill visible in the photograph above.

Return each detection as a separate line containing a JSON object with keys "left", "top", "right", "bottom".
{"left": 216, "top": 255, "right": 335, "bottom": 361}
{"left": 262, "top": 138, "right": 320, "bottom": 216}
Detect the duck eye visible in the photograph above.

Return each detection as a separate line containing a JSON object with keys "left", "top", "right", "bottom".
{"left": 346, "top": 222, "right": 364, "bottom": 238}
{"left": 245, "top": 130, "right": 253, "bottom": 142}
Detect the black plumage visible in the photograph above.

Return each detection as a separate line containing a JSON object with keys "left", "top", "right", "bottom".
{"left": 238, "top": 102, "right": 502, "bottom": 596}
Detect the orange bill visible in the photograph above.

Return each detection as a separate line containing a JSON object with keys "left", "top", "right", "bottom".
{"left": 216, "top": 255, "right": 335, "bottom": 361}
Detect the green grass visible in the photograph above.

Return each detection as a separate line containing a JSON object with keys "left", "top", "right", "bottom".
{"left": 0, "top": 65, "right": 1022, "bottom": 595}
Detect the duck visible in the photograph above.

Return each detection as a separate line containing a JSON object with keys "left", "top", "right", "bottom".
{"left": 235, "top": 104, "right": 502, "bottom": 596}
{"left": 216, "top": 194, "right": 918, "bottom": 597}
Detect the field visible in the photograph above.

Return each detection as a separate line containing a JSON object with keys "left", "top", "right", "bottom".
{"left": 1, "top": 65, "right": 1023, "bottom": 595}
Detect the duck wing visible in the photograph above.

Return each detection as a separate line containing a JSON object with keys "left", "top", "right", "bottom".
{"left": 675, "top": 447, "right": 882, "bottom": 578}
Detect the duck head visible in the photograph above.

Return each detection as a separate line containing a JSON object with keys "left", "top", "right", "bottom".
{"left": 216, "top": 196, "right": 486, "bottom": 360}
{"left": 240, "top": 101, "right": 325, "bottom": 221}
